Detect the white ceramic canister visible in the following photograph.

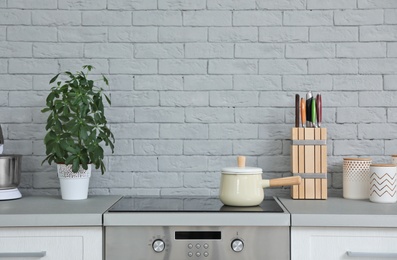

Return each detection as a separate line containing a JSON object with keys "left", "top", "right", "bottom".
{"left": 343, "top": 158, "right": 372, "bottom": 199}
{"left": 369, "top": 164, "right": 397, "bottom": 203}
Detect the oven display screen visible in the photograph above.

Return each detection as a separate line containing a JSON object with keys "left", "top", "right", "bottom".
{"left": 175, "top": 231, "right": 221, "bottom": 240}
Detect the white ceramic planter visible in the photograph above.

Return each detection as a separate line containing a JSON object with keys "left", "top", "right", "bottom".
{"left": 57, "top": 164, "right": 91, "bottom": 200}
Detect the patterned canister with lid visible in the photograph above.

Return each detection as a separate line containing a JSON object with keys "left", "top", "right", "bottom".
{"left": 369, "top": 164, "right": 397, "bottom": 203}
{"left": 343, "top": 158, "right": 372, "bottom": 199}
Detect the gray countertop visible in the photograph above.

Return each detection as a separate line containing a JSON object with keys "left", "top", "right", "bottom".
{"left": 0, "top": 195, "right": 122, "bottom": 227}
{"left": 279, "top": 197, "right": 397, "bottom": 228}
{"left": 3, "top": 196, "right": 397, "bottom": 228}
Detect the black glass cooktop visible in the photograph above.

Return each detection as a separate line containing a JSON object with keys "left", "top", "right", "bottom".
{"left": 108, "top": 197, "right": 284, "bottom": 213}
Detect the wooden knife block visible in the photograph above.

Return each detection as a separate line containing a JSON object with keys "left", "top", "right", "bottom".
{"left": 291, "top": 128, "right": 327, "bottom": 200}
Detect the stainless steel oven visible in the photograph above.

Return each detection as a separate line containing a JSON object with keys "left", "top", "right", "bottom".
{"left": 104, "top": 197, "right": 290, "bottom": 260}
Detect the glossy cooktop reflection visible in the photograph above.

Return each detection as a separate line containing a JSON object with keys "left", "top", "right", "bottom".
{"left": 108, "top": 197, "right": 284, "bottom": 213}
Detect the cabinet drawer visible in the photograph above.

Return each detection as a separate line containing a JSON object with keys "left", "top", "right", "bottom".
{"left": 292, "top": 227, "right": 397, "bottom": 260}
{"left": 0, "top": 227, "right": 102, "bottom": 260}
{"left": 0, "top": 236, "right": 83, "bottom": 259}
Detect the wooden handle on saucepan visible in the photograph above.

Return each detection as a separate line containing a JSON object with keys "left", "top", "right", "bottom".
{"left": 237, "top": 156, "right": 246, "bottom": 167}
{"left": 268, "top": 176, "right": 302, "bottom": 188}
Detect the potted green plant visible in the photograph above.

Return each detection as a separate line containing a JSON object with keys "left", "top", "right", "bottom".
{"left": 42, "top": 65, "right": 115, "bottom": 200}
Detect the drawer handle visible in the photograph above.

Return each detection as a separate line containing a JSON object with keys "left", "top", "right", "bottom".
{"left": 0, "top": 251, "right": 46, "bottom": 257}
{"left": 347, "top": 251, "right": 397, "bottom": 258}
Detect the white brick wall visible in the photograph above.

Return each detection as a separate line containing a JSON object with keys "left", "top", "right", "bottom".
{"left": 0, "top": 0, "right": 396, "bottom": 197}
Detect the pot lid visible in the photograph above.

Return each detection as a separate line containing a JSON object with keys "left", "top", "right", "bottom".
{"left": 221, "top": 156, "right": 262, "bottom": 175}
{"left": 222, "top": 166, "right": 262, "bottom": 174}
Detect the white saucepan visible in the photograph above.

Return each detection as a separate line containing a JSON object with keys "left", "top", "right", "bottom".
{"left": 219, "top": 156, "right": 301, "bottom": 207}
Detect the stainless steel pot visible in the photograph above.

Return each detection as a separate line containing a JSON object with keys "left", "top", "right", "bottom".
{"left": 0, "top": 155, "right": 22, "bottom": 189}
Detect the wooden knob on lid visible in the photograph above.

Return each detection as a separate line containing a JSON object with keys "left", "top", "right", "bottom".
{"left": 237, "top": 156, "right": 246, "bottom": 168}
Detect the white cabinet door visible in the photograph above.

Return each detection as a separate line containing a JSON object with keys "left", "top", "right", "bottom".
{"left": 292, "top": 227, "right": 397, "bottom": 260}
{"left": 0, "top": 227, "right": 102, "bottom": 260}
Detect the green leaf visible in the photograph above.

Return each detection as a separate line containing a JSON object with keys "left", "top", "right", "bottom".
{"left": 98, "top": 99, "right": 104, "bottom": 112}
{"left": 83, "top": 65, "right": 94, "bottom": 71}
{"left": 41, "top": 107, "right": 51, "bottom": 113}
{"left": 48, "top": 155, "right": 55, "bottom": 165}
{"left": 60, "top": 84, "right": 69, "bottom": 92}
{"left": 54, "top": 100, "right": 64, "bottom": 110}
{"left": 84, "top": 116, "right": 95, "bottom": 125}
{"left": 72, "top": 158, "right": 80, "bottom": 173}
{"left": 104, "top": 94, "right": 111, "bottom": 106}
{"left": 81, "top": 153, "right": 89, "bottom": 170}
{"left": 65, "top": 156, "right": 76, "bottom": 165}
{"left": 42, "top": 154, "right": 53, "bottom": 165}
{"left": 54, "top": 144, "right": 63, "bottom": 159}
{"left": 49, "top": 73, "right": 60, "bottom": 84}
{"left": 102, "top": 75, "right": 109, "bottom": 86}
{"left": 65, "top": 145, "right": 77, "bottom": 154}
{"left": 109, "top": 141, "right": 115, "bottom": 153}
{"left": 45, "top": 142, "right": 55, "bottom": 155}
{"left": 46, "top": 92, "right": 55, "bottom": 105}
{"left": 44, "top": 131, "right": 56, "bottom": 144}
{"left": 62, "top": 106, "right": 70, "bottom": 116}
{"left": 54, "top": 119, "right": 63, "bottom": 132}
{"left": 59, "top": 140, "right": 69, "bottom": 150}
{"left": 58, "top": 115, "right": 69, "bottom": 122}
{"left": 100, "top": 162, "right": 106, "bottom": 175}
{"left": 80, "top": 127, "right": 88, "bottom": 140}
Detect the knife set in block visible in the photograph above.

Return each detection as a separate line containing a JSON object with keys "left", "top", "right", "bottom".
{"left": 291, "top": 127, "right": 327, "bottom": 199}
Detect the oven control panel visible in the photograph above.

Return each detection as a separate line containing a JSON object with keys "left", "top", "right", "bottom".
{"left": 106, "top": 226, "right": 289, "bottom": 260}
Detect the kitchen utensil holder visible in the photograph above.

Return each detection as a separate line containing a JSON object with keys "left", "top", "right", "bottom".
{"left": 291, "top": 128, "right": 327, "bottom": 199}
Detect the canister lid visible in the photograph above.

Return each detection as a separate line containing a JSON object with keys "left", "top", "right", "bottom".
{"left": 370, "top": 164, "right": 396, "bottom": 167}
{"left": 221, "top": 156, "right": 262, "bottom": 175}
{"left": 343, "top": 158, "right": 372, "bottom": 161}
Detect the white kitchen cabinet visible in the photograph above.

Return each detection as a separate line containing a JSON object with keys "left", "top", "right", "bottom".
{"left": 292, "top": 227, "right": 397, "bottom": 260}
{"left": 0, "top": 227, "right": 102, "bottom": 260}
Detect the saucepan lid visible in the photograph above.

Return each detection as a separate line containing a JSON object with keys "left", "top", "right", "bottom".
{"left": 221, "top": 156, "right": 262, "bottom": 175}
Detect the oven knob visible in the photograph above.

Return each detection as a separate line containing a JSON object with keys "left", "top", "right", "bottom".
{"left": 231, "top": 239, "right": 244, "bottom": 252}
{"left": 152, "top": 239, "right": 165, "bottom": 253}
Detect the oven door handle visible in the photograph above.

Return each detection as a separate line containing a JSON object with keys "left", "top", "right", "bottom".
{"left": 347, "top": 251, "right": 397, "bottom": 258}
{"left": 0, "top": 251, "right": 47, "bottom": 258}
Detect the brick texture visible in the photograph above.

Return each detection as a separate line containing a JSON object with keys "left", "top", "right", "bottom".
{"left": 0, "top": 0, "right": 395, "bottom": 197}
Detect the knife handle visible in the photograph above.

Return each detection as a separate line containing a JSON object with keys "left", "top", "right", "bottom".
{"left": 0, "top": 124, "right": 3, "bottom": 145}
{"left": 316, "top": 94, "right": 322, "bottom": 127}
{"left": 311, "top": 97, "right": 317, "bottom": 127}
{"left": 306, "top": 92, "right": 312, "bottom": 127}
{"left": 295, "top": 94, "right": 300, "bottom": 127}
{"left": 300, "top": 98, "right": 306, "bottom": 128}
